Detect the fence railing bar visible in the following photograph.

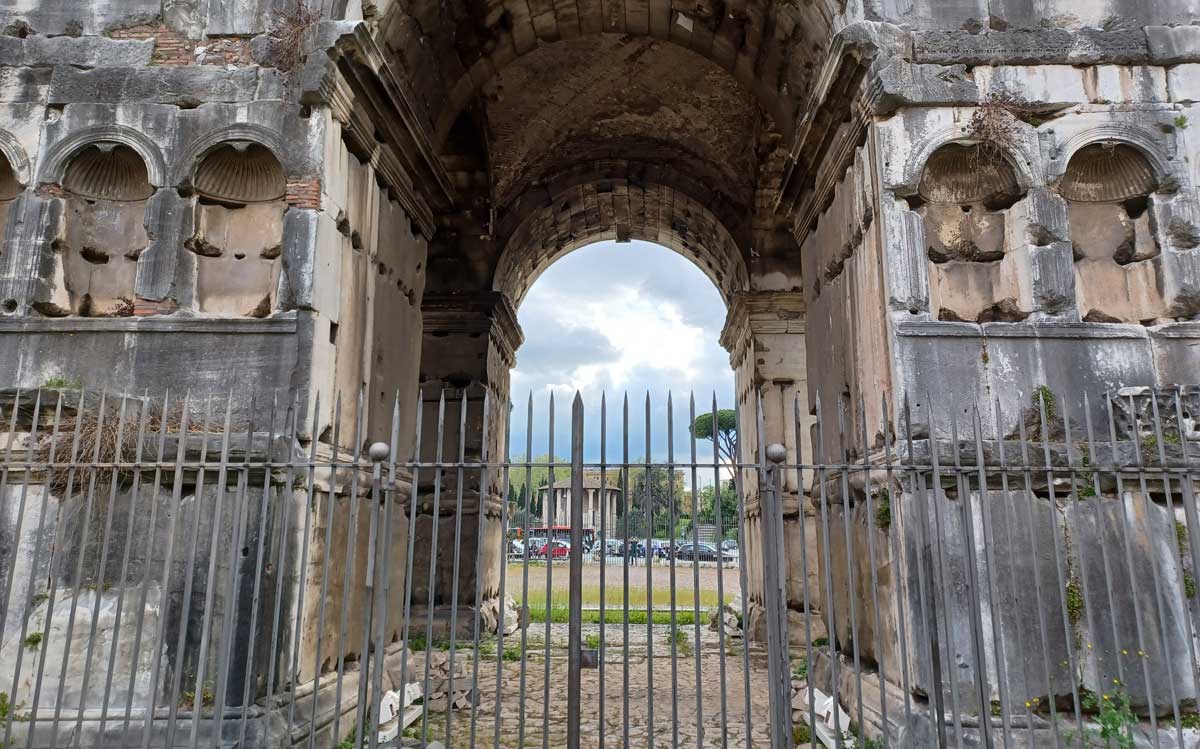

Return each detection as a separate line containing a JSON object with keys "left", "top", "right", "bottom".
{"left": 542, "top": 393, "right": 556, "bottom": 749}
{"left": 1011, "top": 397, "right": 1058, "bottom": 746}
{"left": 396, "top": 394, "right": 423, "bottom": 745}
{"left": 715, "top": 393, "right": 731, "bottom": 749}
{"left": 330, "top": 388, "right": 368, "bottom": 747}
{"left": 443, "top": 389, "right": 470, "bottom": 749}
{"left": 1146, "top": 393, "right": 1195, "bottom": 747}
{"left": 238, "top": 393, "right": 282, "bottom": 746}
{"left": 212, "top": 392, "right": 257, "bottom": 749}
{"left": 148, "top": 393, "right": 200, "bottom": 749}
{"left": 2, "top": 390, "right": 49, "bottom": 749}
{"left": 813, "top": 393, "right": 843, "bottom": 749}
{"left": 305, "top": 392, "right": 343, "bottom": 748}
{"left": 729, "top": 396, "right": 753, "bottom": 749}
{"left": 596, "top": 392, "right": 608, "bottom": 749}
{"left": 1127, "top": 396, "right": 1179, "bottom": 747}
{"left": 491, "top": 415, "right": 513, "bottom": 749}
{"left": 687, "top": 393, "right": 705, "bottom": 748}
{"left": 282, "top": 394, "right": 322, "bottom": 743}
{"left": 836, "top": 396, "right": 866, "bottom": 743}
{"left": 1170, "top": 390, "right": 1200, "bottom": 701}
{"left": 49, "top": 389, "right": 111, "bottom": 743}
{"left": 515, "top": 392, "right": 533, "bottom": 749}
{"left": 418, "top": 390, "right": 447, "bottom": 746}
{"left": 186, "top": 395, "right": 234, "bottom": 749}
{"left": 622, "top": 393, "right": 632, "bottom": 749}
{"left": 857, "top": 393, "right": 889, "bottom": 748}
{"left": 924, "top": 397, "right": 965, "bottom": 749}
{"left": 666, "top": 392, "right": 680, "bottom": 749}
{"left": 643, "top": 392, "right": 654, "bottom": 749}
{"left": 1102, "top": 395, "right": 1161, "bottom": 743}
{"left": 100, "top": 394, "right": 150, "bottom": 743}
{"left": 950, "top": 405, "right": 993, "bottom": 749}
{"left": 0, "top": 389, "right": 34, "bottom": 643}
{"left": 566, "top": 393, "right": 584, "bottom": 749}
{"left": 794, "top": 395, "right": 816, "bottom": 747}
{"left": 1060, "top": 399, "right": 1096, "bottom": 749}
{"left": 881, "top": 394, "right": 914, "bottom": 732}
{"left": 364, "top": 419, "right": 393, "bottom": 749}
{"left": 973, "top": 402, "right": 1011, "bottom": 747}
{"left": 467, "top": 389, "right": 493, "bottom": 749}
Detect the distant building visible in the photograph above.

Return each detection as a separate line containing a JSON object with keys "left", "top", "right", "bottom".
{"left": 538, "top": 472, "right": 622, "bottom": 530}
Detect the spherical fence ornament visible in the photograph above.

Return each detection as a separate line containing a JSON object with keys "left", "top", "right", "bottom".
{"left": 369, "top": 442, "right": 390, "bottom": 462}
{"left": 765, "top": 443, "right": 787, "bottom": 464}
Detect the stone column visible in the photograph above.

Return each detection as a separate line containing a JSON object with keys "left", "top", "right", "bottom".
{"left": 720, "top": 290, "right": 819, "bottom": 644}
{"left": 409, "top": 291, "right": 523, "bottom": 636}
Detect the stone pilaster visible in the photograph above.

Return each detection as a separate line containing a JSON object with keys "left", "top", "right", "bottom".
{"left": 409, "top": 291, "right": 523, "bottom": 634}
{"left": 720, "top": 290, "right": 819, "bottom": 643}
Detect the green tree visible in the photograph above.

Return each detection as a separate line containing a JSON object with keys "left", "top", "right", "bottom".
{"left": 691, "top": 410, "right": 738, "bottom": 467}
{"left": 697, "top": 483, "right": 739, "bottom": 528}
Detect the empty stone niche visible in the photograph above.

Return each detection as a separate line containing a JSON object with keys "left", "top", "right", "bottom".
{"left": 57, "top": 144, "right": 153, "bottom": 316}
{"left": 1061, "top": 144, "right": 1167, "bottom": 325}
{"left": 913, "top": 144, "right": 1028, "bottom": 323}
{"left": 187, "top": 143, "right": 285, "bottom": 317}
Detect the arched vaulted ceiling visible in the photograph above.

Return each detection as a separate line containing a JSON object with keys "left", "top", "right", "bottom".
{"left": 369, "top": 0, "right": 839, "bottom": 302}
{"left": 374, "top": 0, "right": 839, "bottom": 144}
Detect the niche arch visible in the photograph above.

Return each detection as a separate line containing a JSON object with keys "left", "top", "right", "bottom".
{"left": 53, "top": 142, "right": 154, "bottom": 316}
{"left": 910, "top": 141, "right": 1029, "bottom": 323}
{"left": 0, "top": 138, "right": 25, "bottom": 269}
{"left": 185, "top": 141, "right": 287, "bottom": 317}
{"left": 1057, "top": 140, "right": 1168, "bottom": 324}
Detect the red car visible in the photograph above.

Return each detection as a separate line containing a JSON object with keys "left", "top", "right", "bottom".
{"left": 536, "top": 540, "right": 571, "bottom": 559}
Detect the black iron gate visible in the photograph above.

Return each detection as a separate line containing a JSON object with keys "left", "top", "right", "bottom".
{"left": 2, "top": 386, "right": 1200, "bottom": 748}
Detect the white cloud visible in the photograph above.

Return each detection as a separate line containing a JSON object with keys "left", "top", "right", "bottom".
{"left": 509, "top": 240, "right": 734, "bottom": 462}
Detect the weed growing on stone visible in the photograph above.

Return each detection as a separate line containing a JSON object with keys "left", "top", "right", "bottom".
{"left": 266, "top": 0, "right": 319, "bottom": 72}
{"left": 793, "top": 721, "right": 812, "bottom": 744}
{"left": 41, "top": 376, "right": 83, "bottom": 390}
{"left": 1176, "top": 115, "right": 1190, "bottom": 130}
{"left": 1080, "top": 684, "right": 1138, "bottom": 748}
{"left": 969, "top": 91, "right": 1041, "bottom": 162}
{"left": 584, "top": 633, "right": 602, "bottom": 650}
{"left": 874, "top": 490, "right": 891, "bottom": 531}
{"left": 792, "top": 656, "right": 808, "bottom": 681}
{"left": 22, "top": 633, "right": 41, "bottom": 651}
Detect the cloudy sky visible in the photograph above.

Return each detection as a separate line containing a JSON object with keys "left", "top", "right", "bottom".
{"left": 507, "top": 240, "right": 734, "bottom": 464}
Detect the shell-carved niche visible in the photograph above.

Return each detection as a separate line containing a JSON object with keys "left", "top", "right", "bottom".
{"left": 186, "top": 143, "right": 285, "bottom": 317}
{"left": 1060, "top": 143, "right": 1165, "bottom": 324}
{"left": 55, "top": 144, "right": 153, "bottom": 316}
{"left": 913, "top": 144, "right": 1027, "bottom": 323}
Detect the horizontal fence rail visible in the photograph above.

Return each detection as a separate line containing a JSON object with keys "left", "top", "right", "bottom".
{"left": 0, "top": 386, "right": 1197, "bottom": 748}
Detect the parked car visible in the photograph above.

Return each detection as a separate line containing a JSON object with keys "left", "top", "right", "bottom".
{"left": 675, "top": 542, "right": 737, "bottom": 564}
{"left": 721, "top": 540, "right": 739, "bottom": 554}
{"left": 509, "top": 539, "right": 525, "bottom": 557}
{"left": 535, "top": 540, "right": 570, "bottom": 559}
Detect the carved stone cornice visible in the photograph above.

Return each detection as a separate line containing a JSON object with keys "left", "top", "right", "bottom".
{"left": 719, "top": 291, "right": 807, "bottom": 354}
{"left": 776, "top": 23, "right": 903, "bottom": 247}
{"left": 301, "top": 21, "right": 455, "bottom": 240}
{"left": 421, "top": 291, "right": 525, "bottom": 365}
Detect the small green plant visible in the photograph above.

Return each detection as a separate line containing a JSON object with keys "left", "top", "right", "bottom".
{"left": 793, "top": 721, "right": 812, "bottom": 744}
{"left": 23, "top": 633, "right": 41, "bottom": 651}
{"left": 874, "top": 490, "right": 892, "bottom": 531}
{"left": 1033, "top": 385, "right": 1057, "bottom": 423}
{"left": 29, "top": 593, "right": 48, "bottom": 607}
{"left": 1180, "top": 709, "right": 1200, "bottom": 729}
{"left": 336, "top": 724, "right": 358, "bottom": 749}
{"left": 792, "top": 656, "right": 809, "bottom": 681}
{"left": 1176, "top": 115, "right": 1190, "bottom": 130}
{"left": 501, "top": 644, "right": 522, "bottom": 662}
{"left": 584, "top": 633, "right": 602, "bottom": 650}
{"left": 1066, "top": 572, "right": 1085, "bottom": 629}
{"left": 670, "top": 627, "right": 693, "bottom": 657}
{"left": 1080, "top": 685, "right": 1138, "bottom": 749}
{"left": 812, "top": 637, "right": 830, "bottom": 648}
{"left": 41, "top": 376, "right": 83, "bottom": 390}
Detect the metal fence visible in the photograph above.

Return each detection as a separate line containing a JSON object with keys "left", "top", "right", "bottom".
{"left": 0, "top": 385, "right": 1198, "bottom": 748}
